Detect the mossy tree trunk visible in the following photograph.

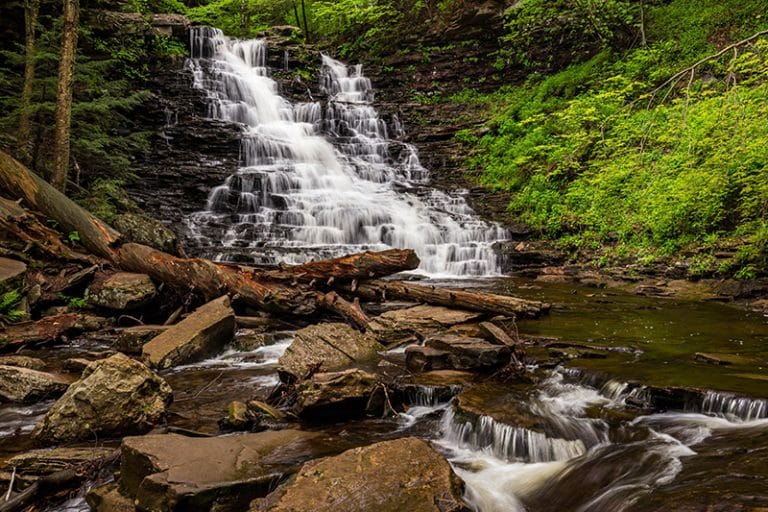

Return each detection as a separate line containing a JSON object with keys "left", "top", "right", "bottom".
{"left": 51, "top": 0, "right": 79, "bottom": 192}
{"left": 17, "top": 0, "right": 40, "bottom": 166}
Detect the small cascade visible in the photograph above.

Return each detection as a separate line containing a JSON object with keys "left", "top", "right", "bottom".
{"left": 441, "top": 408, "right": 588, "bottom": 463}
{"left": 183, "top": 27, "right": 507, "bottom": 276}
{"left": 701, "top": 391, "right": 768, "bottom": 421}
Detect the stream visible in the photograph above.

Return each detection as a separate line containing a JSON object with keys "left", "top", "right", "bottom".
{"left": 1, "top": 27, "right": 766, "bottom": 512}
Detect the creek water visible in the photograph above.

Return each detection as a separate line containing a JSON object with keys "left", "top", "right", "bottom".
{"left": 2, "top": 28, "right": 767, "bottom": 512}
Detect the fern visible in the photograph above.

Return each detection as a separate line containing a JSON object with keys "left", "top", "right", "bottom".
{"left": 0, "top": 289, "right": 24, "bottom": 323}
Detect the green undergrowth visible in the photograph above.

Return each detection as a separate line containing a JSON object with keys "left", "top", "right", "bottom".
{"left": 459, "top": 0, "right": 768, "bottom": 276}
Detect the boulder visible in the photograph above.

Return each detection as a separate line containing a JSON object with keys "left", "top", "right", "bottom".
{"left": 292, "top": 369, "right": 380, "bottom": 420}
{"left": 33, "top": 353, "right": 172, "bottom": 444}
{"left": 142, "top": 296, "right": 235, "bottom": 369}
{"left": 87, "top": 483, "right": 136, "bottom": 512}
{"left": 4, "top": 446, "right": 115, "bottom": 475}
{"left": 120, "top": 430, "right": 327, "bottom": 511}
{"left": 252, "top": 437, "right": 470, "bottom": 512}
{"left": 86, "top": 272, "right": 156, "bottom": 310}
{"left": 115, "top": 325, "right": 169, "bottom": 354}
{"left": 406, "top": 334, "right": 510, "bottom": 372}
{"left": 278, "top": 323, "right": 384, "bottom": 380}
{"left": 367, "top": 305, "right": 482, "bottom": 347}
{"left": 0, "top": 355, "right": 46, "bottom": 371}
{"left": 0, "top": 365, "right": 70, "bottom": 403}
{"left": 114, "top": 213, "right": 185, "bottom": 257}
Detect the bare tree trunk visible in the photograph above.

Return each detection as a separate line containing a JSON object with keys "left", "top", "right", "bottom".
{"left": 300, "top": 0, "right": 310, "bottom": 43}
{"left": 17, "top": 0, "right": 40, "bottom": 166}
{"left": 293, "top": 1, "right": 301, "bottom": 28}
{"left": 51, "top": 0, "right": 79, "bottom": 192}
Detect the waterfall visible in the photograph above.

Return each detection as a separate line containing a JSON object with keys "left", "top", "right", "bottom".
{"left": 183, "top": 27, "right": 507, "bottom": 277}
{"left": 701, "top": 391, "right": 767, "bottom": 421}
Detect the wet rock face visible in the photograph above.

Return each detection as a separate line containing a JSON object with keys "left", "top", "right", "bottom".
{"left": 253, "top": 437, "right": 470, "bottom": 512}
{"left": 406, "top": 334, "right": 511, "bottom": 372}
{"left": 127, "top": 61, "right": 243, "bottom": 242}
{"left": 119, "top": 430, "right": 328, "bottom": 511}
{"left": 278, "top": 323, "right": 384, "bottom": 381}
{"left": 0, "top": 365, "right": 70, "bottom": 403}
{"left": 367, "top": 305, "right": 482, "bottom": 347}
{"left": 33, "top": 353, "right": 172, "bottom": 444}
{"left": 85, "top": 272, "right": 157, "bottom": 311}
{"left": 142, "top": 295, "right": 235, "bottom": 369}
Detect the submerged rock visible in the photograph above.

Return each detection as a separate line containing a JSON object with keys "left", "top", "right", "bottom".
{"left": 33, "top": 353, "right": 172, "bottom": 444}
{"left": 120, "top": 430, "right": 327, "bottom": 511}
{"left": 252, "top": 437, "right": 470, "bottom": 512}
{"left": 292, "top": 369, "right": 381, "bottom": 420}
{"left": 86, "top": 272, "right": 156, "bottom": 310}
{"left": 142, "top": 295, "right": 235, "bottom": 369}
{"left": 0, "top": 365, "right": 69, "bottom": 403}
{"left": 367, "top": 305, "right": 482, "bottom": 347}
{"left": 278, "top": 323, "right": 384, "bottom": 380}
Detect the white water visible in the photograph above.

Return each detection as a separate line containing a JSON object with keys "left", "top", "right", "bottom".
{"left": 184, "top": 27, "right": 507, "bottom": 277}
{"left": 435, "top": 368, "right": 768, "bottom": 511}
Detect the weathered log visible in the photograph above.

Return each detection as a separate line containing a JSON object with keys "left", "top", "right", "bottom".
{"left": 316, "top": 291, "right": 370, "bottom": 331}
{"left": 263, "top": 249, "right": 420, "bottom": 282}
{"left": 0, "top": 196, "right": 97, "bottom": 264}
{"left": 351, "top": 280, "right": 549, "bottom": 318}
{"left": 0, "top": 449, "right": 120, "bottom": 512}
{"left": 0, "top": 313, "right": 110, "bottom": 350}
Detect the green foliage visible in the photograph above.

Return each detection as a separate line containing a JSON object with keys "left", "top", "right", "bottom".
{"left": 187, "top": 0, "right": 291, "bottom": 38}
{"left": 0, "top": 289, "right": 24, "bottom": 323}
{"left": 124, "top": 0, "right": 188, "bottom": 15}
{"left": 58, "top": 293, "right": 88, "bottom": 310}
{"left": 463, "top": 0, "right": 768, "bottom": 276}
{"left": 501, "top": 0, "right": 637, "bottom": 70}
{"left": 76, "top": 178, "right": 133, "bottom": 223}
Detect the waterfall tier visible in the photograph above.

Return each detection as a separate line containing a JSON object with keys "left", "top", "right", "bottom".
{"left": 183, "top": 27, "right": 507, "bottom": 277}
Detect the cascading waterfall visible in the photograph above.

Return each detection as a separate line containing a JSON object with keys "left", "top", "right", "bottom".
{"left": 700, "top": 390, "right": 767, "bottom": 421}
{"left": 183, "top": 27, "right": 507, "bottom": 276}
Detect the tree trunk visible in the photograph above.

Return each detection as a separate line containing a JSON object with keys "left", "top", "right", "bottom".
{"left": 51, "top": 0, "right": 79, "bottom": 192}
{"left": 262, "top": 249, "right": 419, "bottom": 282}
{"left": 300, "top": 0, "right": 310, "bottom": 43}
{"left": 350, "top": 280, "right": 550, "bottom": 318}
{"left": 17, "top": 0, "right": 40, "bottom": 166}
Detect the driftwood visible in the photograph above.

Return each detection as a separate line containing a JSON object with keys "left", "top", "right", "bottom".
{"left": 350, "top": 280, "right": 549, "bottom": 318}
{"left": 0, "top": 450, "right": 120, "bottom": 512}
{"left": 0, "top": 313, "right": 109, "bottom": 350}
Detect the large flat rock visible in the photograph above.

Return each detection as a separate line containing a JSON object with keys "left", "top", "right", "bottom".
{"left": 121, "top": 430, "right": 328, "bottom": 511}
{"left": 368, "top": 305, "right": 482, "bottom": 347}
{"left": 142, "top": 295, "right": 235, "bottom": 369}
{"left": 278, "top": 323, "right": 384, "bottom": 380}
{"left": 253, "top": 437, "right": 470, "bottom": 512}
{"left": 293, "top": 369, "right": 380, "bottom": 420}
{"left": 406, "top": 334, "right": 511, "bottom": 372}
{"left": 4, "top": 446, "right": 115, "bottom": 475}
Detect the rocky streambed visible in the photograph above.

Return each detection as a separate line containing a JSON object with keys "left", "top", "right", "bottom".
{"left": 0, "top": 276, "right": 767, "bottom": 512}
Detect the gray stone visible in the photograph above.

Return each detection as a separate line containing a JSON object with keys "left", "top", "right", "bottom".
{"left": 252, "top": 437, "right": 469, "bottom": 512}
{"left": 86, "top": 272, "right": 156, "bottom": 310}
{"left": 278, "top": 323, "right": 384, "bottom": 380}
{"left": 33, "top": 353, "right": 172, "bottom": 444}
{"left": 367, "top": 305, "right": 482, "bottom": 347}
{"left": 120, "top": 430, "right": 326, "bottom": 511}
{"left": 0, "top": 366, "right": 70, "bottom": 403}
{"left": 114, "top": 213, "right": 185, "bottom": 257}
{"left": 142, "top": 296, "right": 235, "bottom": 369}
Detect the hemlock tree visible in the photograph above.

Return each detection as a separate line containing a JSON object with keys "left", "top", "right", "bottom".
{"left": 17, "top": 0, "right": 40, "bottom": 165}
{"left": 51, "top": 0, "right": 79, "bottom": 191}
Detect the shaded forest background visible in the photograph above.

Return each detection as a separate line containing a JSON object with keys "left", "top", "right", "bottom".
{"left": 1, "top": 0, "right": 767, "bottom": 278}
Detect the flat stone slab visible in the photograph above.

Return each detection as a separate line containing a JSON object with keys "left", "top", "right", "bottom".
{"left": 121, "top": 430, "right": 328, "bottom": 511}
{"left": 253, "top": 437, "right": 470, "bottom": 512}
{"left": 0, "top": 257, "right": 26, "bottom": 286}
{"left": 293, "top": 369, "right": 380, "bottom": 420}
{"left": 0, "top": 365, "right": 70, "bottom": 403}
{"left": 278, "top": 322, "right": 384, "bottom": 379}
{"left": 406, "top": 334, "right": 510, "bottom": 372}
{"left": 368, "top": 305, "right": 482, "bottom": 347}
{"left": 143, "top": 295, "right": 235, "bottom": 369}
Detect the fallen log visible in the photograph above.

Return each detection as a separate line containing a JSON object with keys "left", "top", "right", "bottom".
{"left": 262, "top": 249, "right": 420, "bottom": 282}
{"left": 0, "top": 313, "right": 110, "bottom": 351}
{"left": 350, "top": 280, "right": 549, "bottom": 318}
